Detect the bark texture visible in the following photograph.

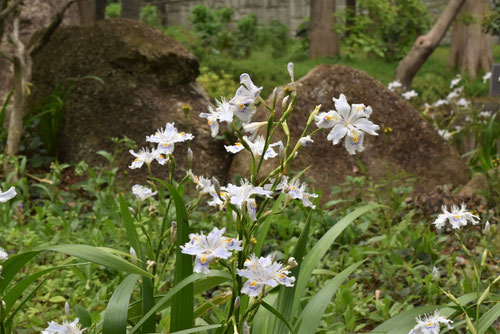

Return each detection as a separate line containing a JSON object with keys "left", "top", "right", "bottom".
{"left": 121, "top": 0, "right": 141, "bottom": 20}
{"left": 1, "top": 0, "right": 76, "bottom": 159}
{"left": 449, "top": 0, "right": 493, "bottom": 78}
{"left": 77, "top": 0, "right": 94, "bottom": 24}
{"left": 309, "top": 0, "right": 339, "bottom": 58}
{"left": 95, "top": 0, "right": 106, "bottom": 21}
{"left": 396, "top": 0, "right": 466, "bottom": 88}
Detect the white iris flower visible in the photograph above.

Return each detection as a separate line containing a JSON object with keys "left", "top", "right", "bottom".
{"left": 0, "top": 247, "right": 8, "bottom": 260}
{"left": 447, "top": 87, "right": 463, "bottom": 101}
{"left": 276, "top": 176, "right": 318, "bottom": 209}
{"left": 0, "top": 187, "right": 16, "bottom": 202}
{"left": 408, "top": 310, "right": 453, "bottom": 334}
{"left": 129, "top": 147, "right": 166, "bottom": 169}
{"left": 188, "top": 170, "right": 213, "bottom": 195}
{"left": 483, "top": 71, "right": 491, "bottom": 83}
{"left": 229, "top": 74, "right": 262, "bottom": 123}
{"left": 433, "top": 99, "right": 449, "bottom": 107}
{"left": 402, "top": 90, "right": 418, "bottom": 100}
{"left": 181, "top": 227, "right": 242, "bottom": 274}
{"left": 433, "top": 203, "right": 479, "bottom": 230}
{"left": 243, "top": 121, "right": 267, "bottom": 139}
{"left": 42, "top": 318, "right": 85, "bottom": 334}
{"left": 200, "top": 98, "right": 234, "bottom": 137}
{"left": 132, "top": 185, "right": 157, "bottom": 201}
{"left": 298, "top": 136, "right": 314, "bottom": 147}
{"left": 437, "top": 129, "right": 452, "bottom": 141}
{"left": 450, "top": 75, "right": 462, "bottom": 89}
{"left": 456, "top": 98, "right": 470, "bottom": 108}
{"left": 146, "top": 122, "right": 194, "bottom": 154}
{"left": 388, "top": 80, "right": 402, "bottom": 91}
{"left": 237, "top": 255, "right": 295, "bottom": 297}
{"left": 315, "top": 94, "right": 379, "bottom": 155}
{"left": 225, "top": 135, "right": 283, "bottom": 160}
{"left": 221, "top": 179, "right": 272, "bottom": 211}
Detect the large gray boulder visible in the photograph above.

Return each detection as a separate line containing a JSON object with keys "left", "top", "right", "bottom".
{"left": 29, "top": 18, "right": 231, "bottom": 183}
{"left": 230, "top": 65, "right": 470, "bottom": 195}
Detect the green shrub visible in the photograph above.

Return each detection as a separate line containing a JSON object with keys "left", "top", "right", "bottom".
{"left": 196, "top": 67, "right": 239, "bottom": 99}
{"left": 105, "top": 2, "right": 121, "bottom": 18}
{"left": 260, "top": 19, "right": 290, "bottom": 58}
{"left": 140, "top": 4, "right": 161, "bottom": 28}
{"left": 336, "top": 0, "right": 431, "bottom": 60}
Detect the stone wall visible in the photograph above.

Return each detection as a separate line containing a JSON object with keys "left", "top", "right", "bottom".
{"left": 162, "top": 0, "right": 450, "bottom": 35}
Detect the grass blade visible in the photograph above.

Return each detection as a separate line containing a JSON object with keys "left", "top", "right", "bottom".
{"left": 161, "top": 181, "right": 194, "bottom": 332}
{"left": 36, "top": 244, "right": 153, "bottom": 277}
{"left": 119, "top": 194, "right": 156, "bottom": 332}
{"left": 118, "top": 194, "right": 142, "bottom": 259}
{"left": 5, "top": 275, "right": 51, "bottom": 325}
{"left": 261, "top": 300, "right": 294, "bottom": 333}
{"left": 271, "top": 211, "right": 312, "bottom": 334}
{"left": 0, "top": 251, "right": 39, "bottom": 294}
{"left": 127, "top": 271, "right": 232, "bottom": 321}
{"left": 294, "top": 261, "right": 364, "bottom": 333}
{"left": 254, "top": 194, "right": 285, "bottom": 256}
{"left": 292, "top": 203, "right": 380, "bottom": 316}
{"left": 478, "top": 302, "right": 500, "bottom": 334}
{"left": 74, "top": 304, "right": 92, "bottom": 328}
{"left": 130, "top": 272, "right": 226, "bottom": 333}
{"left": 103, "top": 274, "right": 140, "bottom": 334}
{"left": 252, "top": 293, "right": 278, "bottom": 334}
{"left": 3, "top": 263, "right": 84, "bottom": 314}
{"left": 170, "top": 325, "right": 222, "bottom": 334}
{"left": 371, "top": 293, "right": 477, "bottom": 334}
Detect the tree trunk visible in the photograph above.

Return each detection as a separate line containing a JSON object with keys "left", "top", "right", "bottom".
{"left": 77, "top": 0, "right": 95, "bottom": 24}
{"left": 95, "top": 0, "right": 106, "bottom": 21}
{"left": 3, "top": 0, "right": 75, "bottom": 161}
{"left": 121, "top": 0, "right": 141, "bottom": 20}
{"left": 449, "top": 0, "right": 493, "bottom": 78}
{"left": 309, "top": 0, "right": 339, "bottom": 58}
{"left": 395, "top": 0, "right": 466, "bottom": 88}
{"left": 345, "top": 0, "right": 356, "bottom": 37}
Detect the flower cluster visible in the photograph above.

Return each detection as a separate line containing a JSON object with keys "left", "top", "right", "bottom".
{"left": 267, "top": 176, "right": 318, "bottom": 209}
{"left": 388, "top": 80, "right": 402, "bottom": 91}
{"left": 402, "top": 90, "right": 418, "bottom": 100}
{"left": 129, "top": 122, "right": 193, "bottom": 170}
{"left": 236, "top": 255, "right": 295, "bottom": 297}
{"left": 387, "top": 80, "right": 418, "bottom": 100}
{"left": 225, "top": 135, "right": 283, "bottom": 160}
{"left": 199, "top": 73, "right": 263, "bottom": 138}
{"left": 408, "top": 310, "right": 453, "bottom": 334}
{"left": 42, "top": 318, "right": 85, "bottom": 334}
{"left": 433, "top": 203, "right": 480, "bottom": 230}
{"left": 220, "top": 179, "right": 272, "bottom": 221}
{"left": 181, "top": 227, "right": 242, "bottom": 273}
{"left": 315, "top": 94, "right": 380, "bottom": 155}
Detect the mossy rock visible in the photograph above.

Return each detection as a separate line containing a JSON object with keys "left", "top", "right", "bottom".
{"left": 29, "top": 18, "right": 232, "bottom": 184}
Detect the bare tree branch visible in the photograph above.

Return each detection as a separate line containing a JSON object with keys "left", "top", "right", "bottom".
{"left": 0, "top": 0, "right": 23, "bottom": 20}
{"left": 395, "top": 0, "right": 466, "bottom": 87}
{"left": 28, "top": 0, "right": 76, "bottom": 57}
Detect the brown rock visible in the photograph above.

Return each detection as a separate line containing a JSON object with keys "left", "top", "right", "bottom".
{"left": 230, "top": 65, "right": 470, "bottom": 196}
{"left": 29, "top": 18, "right": 231, "bottom": 183}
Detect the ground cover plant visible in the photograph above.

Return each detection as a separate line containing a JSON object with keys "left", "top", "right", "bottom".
{"left": 0, "top": 56, "right": 499, "bottom": 333}
{"left": 0, "top": 2, "right": 499, "bottom": 333}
